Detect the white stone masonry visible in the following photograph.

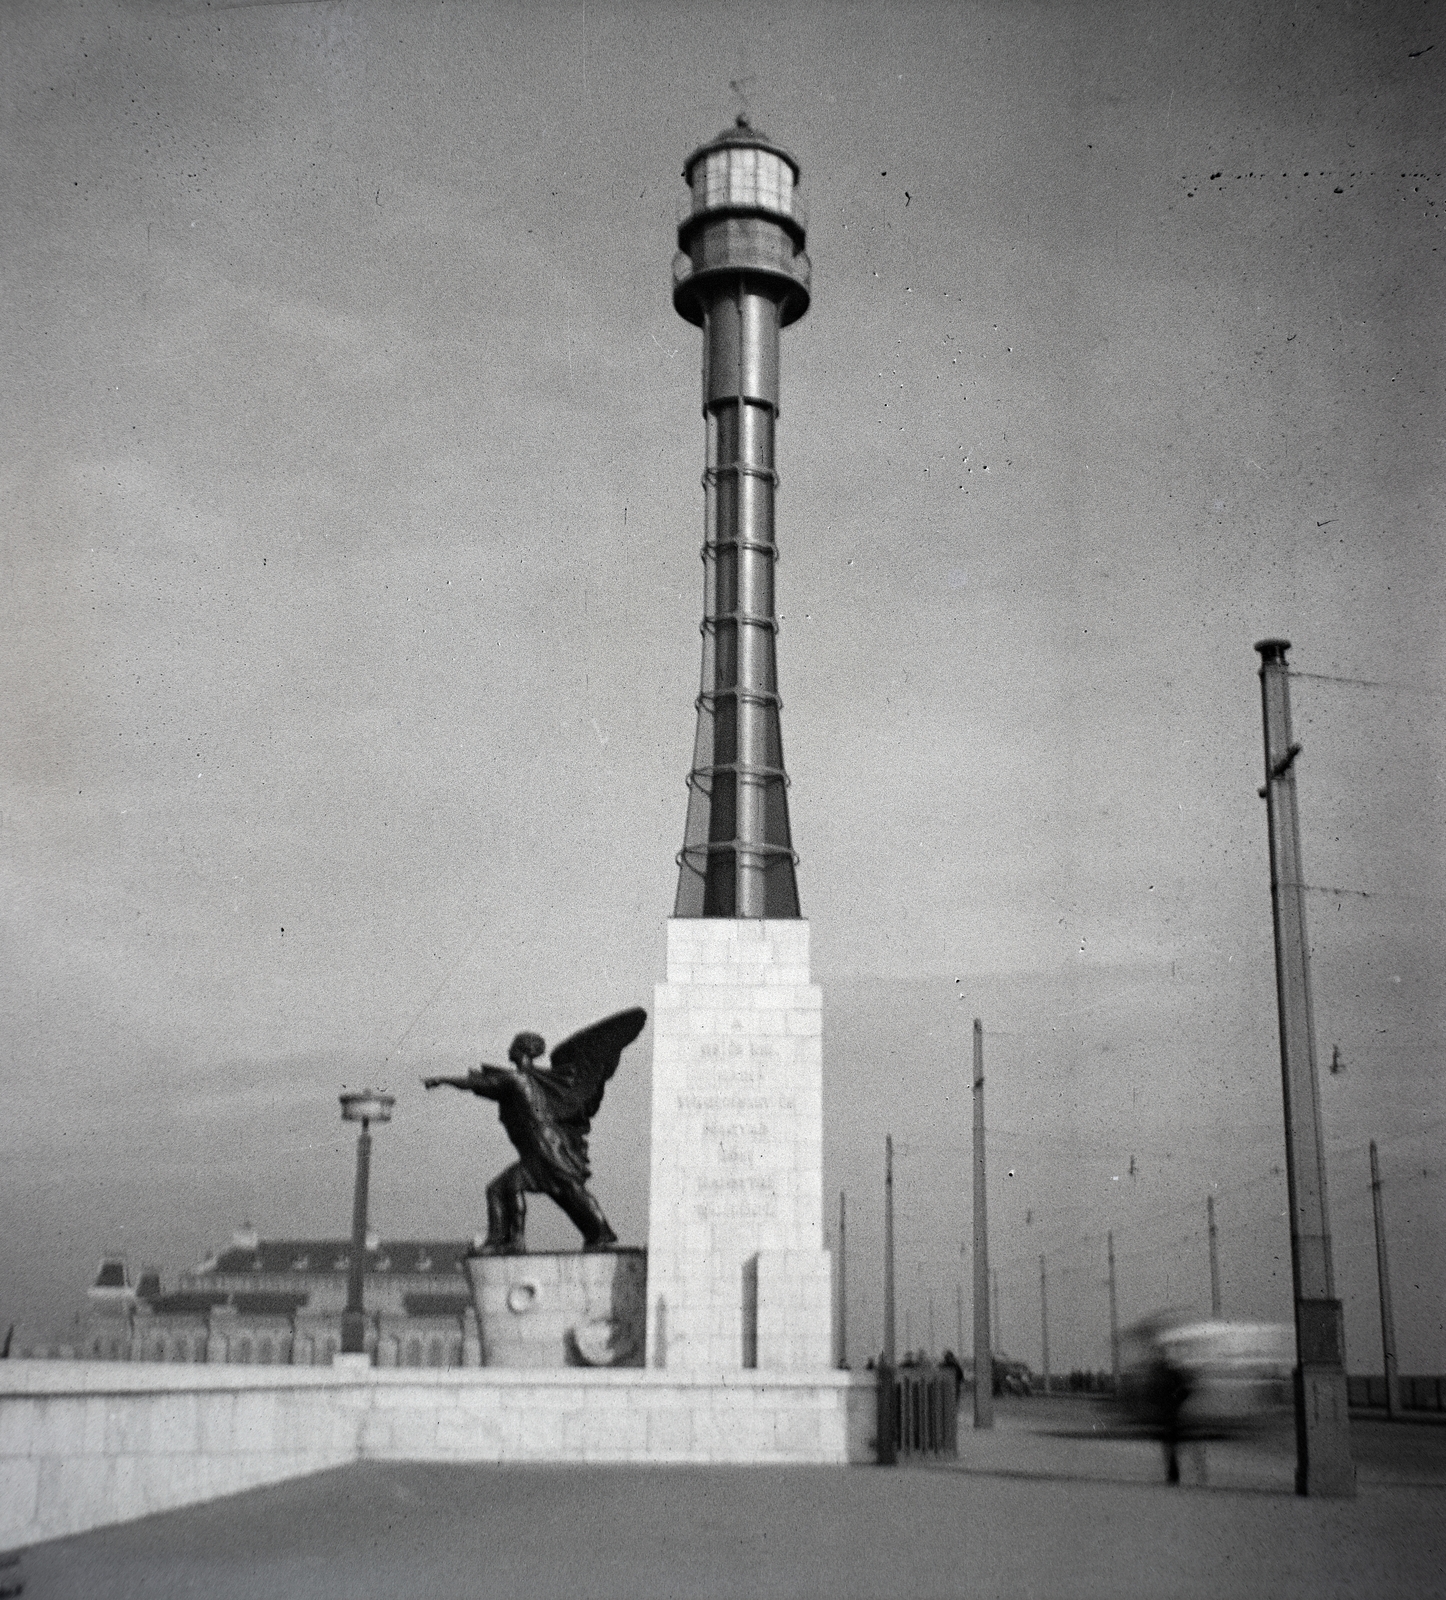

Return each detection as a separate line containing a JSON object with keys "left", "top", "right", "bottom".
{"left": 646, "top": 919, "right": 831, "bottom": 1371}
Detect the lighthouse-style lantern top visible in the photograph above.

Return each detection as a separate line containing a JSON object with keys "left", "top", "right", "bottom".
{"left": 673, "top": 118, "right": 811, "bottom": 334}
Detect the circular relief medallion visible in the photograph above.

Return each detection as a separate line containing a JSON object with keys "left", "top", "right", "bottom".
{"left": 506, "top": 1282, "right": 539, "bottom": 1314}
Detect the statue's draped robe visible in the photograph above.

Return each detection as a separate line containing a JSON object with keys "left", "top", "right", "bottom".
{"left": 462, "top": 1009, "right": 646, "bottom": 1208}
{"left": 473, "top": 1065, "right": 591, "bottom": 1186}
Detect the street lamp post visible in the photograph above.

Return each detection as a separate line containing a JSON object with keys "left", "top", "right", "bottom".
{"left": 339, "top": 1089, "right": 395, "bottom": 1357}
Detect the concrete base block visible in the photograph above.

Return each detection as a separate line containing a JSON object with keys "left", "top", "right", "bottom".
{"left": 754, "top": 1249, "right": 833, "bottom": 1370}
{"left": 465, "top": 1250, "right": 646, "bottom": 1368}
{"left": 648, "top": 920, "right": 831, "bottom": 1371}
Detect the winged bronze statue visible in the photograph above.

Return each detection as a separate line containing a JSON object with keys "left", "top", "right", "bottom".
{"left": 424, "top": 1007, "right": 646, "bottom": 1254}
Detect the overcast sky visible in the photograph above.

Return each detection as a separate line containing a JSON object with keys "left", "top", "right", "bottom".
{"left": 3, "top": 0, "right": 1442, "bottom": 1374}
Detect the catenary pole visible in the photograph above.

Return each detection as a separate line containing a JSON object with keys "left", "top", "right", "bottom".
{"left": 956, "top": 1268, "right": 965, "bottom": 1359}
{"left": 972, "top": 1018, "right": 994, "bottom": 1428}
{"left": 1040, "top": 1255, "right": 1051, "bottom": 1395}
{"left": 1369, "top": 1141, "right": 1400, "bottom": 1420}
{"left": 1256, "top": 640, "right": 1354, "bottom": 1496}
{"left": 877, "top": 1137, "right": 899, "bottom": 1464}
{"left": 1208, "top": 1194, "right": 1222, "bottom": 1318}
{"left": 1107, "top": 1231, "right": 1120, "bottom": 1389}
{"left": 883, "top": 1136, "right": 896, "bottom": 1366}
{"left": 837, "top": 1190, "right": 848, "bottom": 1369}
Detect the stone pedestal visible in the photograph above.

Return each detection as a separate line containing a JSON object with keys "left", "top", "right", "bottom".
{"left": 465, "top": 1250, "right": 646, "bottom": 1368}
{"left": 647, "top": 919, "right": 831, "bottom": 1371}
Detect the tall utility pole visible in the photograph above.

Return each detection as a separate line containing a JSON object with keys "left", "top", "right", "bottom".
{"left": 1106, "top": 1232, "right": 1120, "bottom": 1389}
{"left": 1256, "top": 639, "right": 1355, "bottom": 1497}
{"left": 992, "top": 1268, "right": 1002, "bottom": 1353}
{"left": 1040, "top": 1255, "right": 1051, "bottom": 1395}
{"left": 883, "top": 1136, "right": 896, "bottom": 1366}
{"left": 956, "top": 1268, "right": 965, "bottom": 1358}
{"left": 1370, "top": 1141, "right": 1400, "bottom": 1419}
{"left": 972, "top": 1018, "right": 994, "bottom": 1428}
{"left": 837, "top": 1190, "right": 848, "bottom": 1369}
{"left": 1207, "top": 1195, "right": 1223, "bottom": 1318}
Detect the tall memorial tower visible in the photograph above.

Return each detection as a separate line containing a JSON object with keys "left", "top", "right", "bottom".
{"left": 647, "top": 119, "right": 831, "bottom": 1372}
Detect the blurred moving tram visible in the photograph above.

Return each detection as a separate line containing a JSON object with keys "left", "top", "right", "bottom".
{"left": 1115, "top": 1313, "right": 1294, "bottom": 1438}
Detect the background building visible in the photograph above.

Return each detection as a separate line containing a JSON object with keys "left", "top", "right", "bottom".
{"left": 22, "top": 1228, "right": 479, "bottom": 1369}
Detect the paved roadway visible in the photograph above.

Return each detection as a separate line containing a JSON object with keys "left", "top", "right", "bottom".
{"left": 12, "top": 1400, "right": 1446, "bottom": 1599}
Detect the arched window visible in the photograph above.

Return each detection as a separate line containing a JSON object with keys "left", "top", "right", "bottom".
{"left": 258, "top": 1338, "right": 274, "bottom": 1366}
{"left": 426, "top": 1337, "right": 444, "bottom": 1368}
{"left": 405, "top": 1337, "right": 422, "bottom": 1368}
{"left": 235, "top": 1338, "right": 252, "bottom": 1365}
{"left": 172, "top": 1340, "right": 188, "bottom": 1362}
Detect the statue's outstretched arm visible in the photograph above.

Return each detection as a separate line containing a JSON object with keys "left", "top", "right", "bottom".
{"left": 422, "top": 1064, "right": 508, "bottom": 1098}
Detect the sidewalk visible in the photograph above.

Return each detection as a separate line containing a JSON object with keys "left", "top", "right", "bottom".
{"left": 12, "top": 1399, "right": 1445, "bottom": 1600}
{"left": 946, "top": 1394, "right": 1446, "bottom": 1491}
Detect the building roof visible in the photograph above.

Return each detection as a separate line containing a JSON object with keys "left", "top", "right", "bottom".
{"left": 192, "top": 1239, "right": 471, "bottom": 1278}
{"left": 230, "top": 1292, "right": 311, "bottom": 1317}
{"left": 141, "top": 1291, "right": 228, "bottom": 1316}
{"left": 134, "top": 1290, "right": 311, "bottom": 1318}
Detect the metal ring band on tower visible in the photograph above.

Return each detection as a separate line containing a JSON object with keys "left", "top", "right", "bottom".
{"left": 695, "top": 688, "right": 783, "bottom": 710}
{"left": 699, "top": 611, "right": 780, "bottom": 635}
{"left": 700, "top": 538, "right": 780, "bottom": 562}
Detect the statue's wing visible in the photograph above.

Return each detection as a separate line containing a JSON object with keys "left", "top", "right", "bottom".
{"left": 540, "top": 1007, "right": 648, "bottom": 1129}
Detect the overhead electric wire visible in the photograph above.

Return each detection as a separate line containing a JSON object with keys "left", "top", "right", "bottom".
{"left": 377, "top": 922, "right": 491, "bottom": 1077}
{"left": 1289, "top": 669, "right": 1444, "bottom": 696}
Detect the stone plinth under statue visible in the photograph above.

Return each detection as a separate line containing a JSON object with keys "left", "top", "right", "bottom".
{"left": 647, "top": 919, "right": 831, "bottom": 1371}
{"left": 465, "top": 1250, "right": 645, "bottom": 1368}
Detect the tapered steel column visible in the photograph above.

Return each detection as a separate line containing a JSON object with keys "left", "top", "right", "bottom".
{"left": 972, "top": 1019, "right": 994, "bottom": 1428}
{"left": 1370, "top": 1141, "right": 1400, "bottom": 1419}
{"left": 672, "top": 119, "right": 811, "bottom": 919}
{"left": 1256, "top": 639, "right": 1355, "bottom": 1496}
{"left": 837, "top": 1189, "right": 848, "bottom": 1369}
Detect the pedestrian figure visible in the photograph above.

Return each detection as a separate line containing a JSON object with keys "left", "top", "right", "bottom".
{"left": 1145, "top": 1351, "right": 1193, "bottom": 1484}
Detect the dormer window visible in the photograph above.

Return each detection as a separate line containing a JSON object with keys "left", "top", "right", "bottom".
{"left": 416, "top": 1254, "right": 432, "bottom": 1273}
{"left": 333, "top": 1255, "right": 349, "bottom": 1272}
{"left": 291, "top": 1256, "right": 309, "bottom": 1272}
